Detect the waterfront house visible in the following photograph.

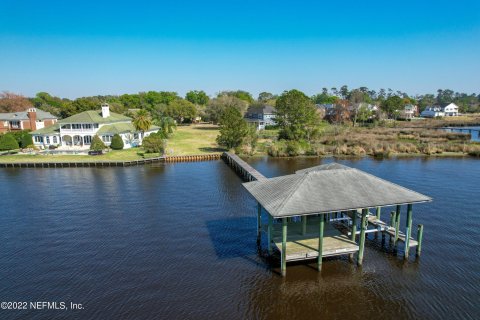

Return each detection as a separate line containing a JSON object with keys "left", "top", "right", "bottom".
{"left": 30, "top": 103, "right": 159, "bottom": 149}
{"left": 244, "top": 105, "right": 276, "bottom": 130}
{"left": 0, "top": 108, "right": 57, "bottom": 133}
{"left": 421, "top": 103, "right": 459, "bottom": 118}
{"left": 399, "top": 104, "right": 418, "bottom": 120}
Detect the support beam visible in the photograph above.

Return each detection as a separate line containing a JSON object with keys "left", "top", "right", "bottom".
{"left": 318, "top": 215, "right": 325, "bottom": 271}
{"left": 376, "top": 207, "right": 381, "bottom": 220}
{"left": 267, "top": 214, "right": 273, "bottom": 254}
{"left": 389, "top": 211, "right": 396, "bottom": 243}
{"left": 302, "top": 215, "right": 307, "bottom": 235}
{"left": 257, "top": 202, "right": 262, "bottom": 243}
{"left": 404, "top": 204, "right": 413, "bottom": 259}
{"left": 281, "top": 218, "right": 287, "bottom": 277}
{"left": 357, "top": 209, "right": 368, "bottom": 266}
{"left": 394, "top": 205, "right": 401, "bottom": 247}
{"left": 349, "top": 210, "right": 357, "bottom": 261}
{"left": 416, "top": 224, "right": 424, "bottom": 256}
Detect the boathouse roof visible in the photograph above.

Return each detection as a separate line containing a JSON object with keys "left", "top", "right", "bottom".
{"left": 243, "top": 164, "right": 431, "bottom": 217}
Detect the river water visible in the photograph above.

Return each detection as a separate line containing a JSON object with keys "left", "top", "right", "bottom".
{"left": 0, "top": 157, "right": 479, "bottom": 319}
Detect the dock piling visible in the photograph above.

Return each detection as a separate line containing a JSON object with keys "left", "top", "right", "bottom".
{"left": 357, "top": 209, "right": 368, "bottom": 266}
{"left": 404, "top": 204, "right": 413, "bottom": 259}
{"left": 281, "top": 218, "right": 287, "bottom": 277}
{"left": 318, "top": 215, "right": 324, "bottom": 271}
{"left": 416, "top": 224, "right": 424, "bottom": 256}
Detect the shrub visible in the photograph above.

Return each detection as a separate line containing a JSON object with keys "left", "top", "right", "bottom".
{"left": 0, "top": 133, "right": 20, "bottom": 151}
{"left": 110, "top": 134, "right": 124, "bottom": 150}
{"left": 90, "top": 135, "right": 106, "bottom": 151}
{"left": 21, "top": 133, "right": 33, "bottom": 148}
{"left": 142, "top": 132, "right": 166, "bottom": 154}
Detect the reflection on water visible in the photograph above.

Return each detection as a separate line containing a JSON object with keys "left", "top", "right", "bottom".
{"left": 0, "top": 157, "right": 479, "bottom": 319}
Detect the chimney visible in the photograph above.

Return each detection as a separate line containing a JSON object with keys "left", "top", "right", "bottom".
{"left": 27, "top": 107, "right": 37, "bottom": 131}
{"left": 101, "top": 103, "right": 110, "bottom": 118}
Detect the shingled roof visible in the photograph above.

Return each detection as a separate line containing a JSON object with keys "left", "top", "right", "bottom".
{"left": 243, "top": 164, "right": 431, "bottom": 217}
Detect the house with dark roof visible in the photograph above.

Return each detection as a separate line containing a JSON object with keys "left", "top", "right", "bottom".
{"left": 421, "top": 103, "right": 459, "bottom": 118}
{"left": 0, "top": 108, "right": 57, "bottom": 133}
{"left": 244, "top": 105, "right": 276, "bottom": 130}
{"left": 30, "top": 103, "right": 159, "bottom": 149}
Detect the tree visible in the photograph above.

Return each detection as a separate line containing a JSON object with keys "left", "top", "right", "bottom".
{"left": 132, "top": 109, "right": 152, "bottom": 137}
{"left": 0, "top": 133, "right": 20, "bottom": 151}
{"left": 216, "top": 106, "right": 248, "bottom": 149}
{"left": 157, "top": 116, "right": 176, "bottom": 138}
{"left": 205, "top": 96, "right": 247, "bottom": 124}
{"left": 20, "top": 132, "right": 33, "bottom": 148}
{"left": 340, "top": 85, "right": 349, "bottom": 99}
{"left": 142, "top": 132, "right": 166, "bottom": 154}
{"left": 218, "top": 90, "right": 254, "bottom": 104}
{"left": 258, "top": 92, "right": 274, "bottom": 102}
{"left": 110, "top": 134, "right": 124, "bottom": 150}
{"left": 356, "top": 104, "right": 373, "bottom": 125}
{"left": 275, "top": 89, "right": 320, "bottom": 141}
{"left": 0, "top": 91, "right": 32, "bottom": 112}
{"left": 90, "top": 135, "right": 105, "bottom": 151}
{"left": 157, "top": 99, "right": 197, "bottom": 123}
{"left": 185, "top": 90, "right": 209, "bottom": 105}
{"left": 381, "top": 96, "right": 403, "bottom": 118}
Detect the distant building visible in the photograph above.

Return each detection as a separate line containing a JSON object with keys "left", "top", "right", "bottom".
{"left": 421, "top": 103, "right": 459, "bottom": 118}
{"left": 399, "top": 104, "right": 418, "bottom": 120}
{"left": 30, "top": 103, "right": 159, "bottom": 149}
{"left": 244, "top": 105, "right": 276, "bottom": 130}
{"left": 0, "top": 108, "right": 57, "bottom": 133}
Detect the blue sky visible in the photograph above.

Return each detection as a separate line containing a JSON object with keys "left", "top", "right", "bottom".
{"left": 1, "top": 0, "right": 479, "bottom": 99}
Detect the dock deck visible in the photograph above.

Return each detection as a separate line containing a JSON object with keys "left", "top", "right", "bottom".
{"left": 266, "top": 217, "right": 359, "bottom": 261}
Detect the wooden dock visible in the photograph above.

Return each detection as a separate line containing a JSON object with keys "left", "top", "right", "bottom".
{"left": 222, "top": 152, "right": 267, "bottom": 181}
{"left": 268, "top": 218, "right": 358, "bottom": 261}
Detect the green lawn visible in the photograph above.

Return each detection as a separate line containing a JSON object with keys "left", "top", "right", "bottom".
{"left": 167, "top": 124, "right": 224, "bottom": 155}
{"left": 0, "top": 124, "right": 222, "bottom": 163}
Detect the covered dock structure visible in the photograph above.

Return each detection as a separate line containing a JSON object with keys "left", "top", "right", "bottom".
{"left": 242, "top": 163, "right": 431, "bottom": 276}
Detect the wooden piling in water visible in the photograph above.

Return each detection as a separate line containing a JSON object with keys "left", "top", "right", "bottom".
{"left": 404, "top": 204, "right": 413, "bottom": 259}
{"left": 357, "top": 209, "right": 368, "bottom": 266}
{"left": 281, "top": 218, "right": 287, "bottom": 277}
{"left": 302, "top": 216, "right": 307, "bottom": 235}
{"left": 267, "top": 214, "right": 273, "bottom": 254}
{"left": 394, "top": 205, "right": 401, "bottom": 247}
{"left": 416, "top": 224, "right": 424, "bottom": 256}
{"left": 318, "top": 216, "right": 325, "bottom": 271}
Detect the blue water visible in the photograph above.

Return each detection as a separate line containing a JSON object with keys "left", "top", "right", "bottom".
{"left": 443, "top": 126, "right": 480, "bottom": 141}
{"left": 0, "top": 157, "right": 479, "bottom": 319}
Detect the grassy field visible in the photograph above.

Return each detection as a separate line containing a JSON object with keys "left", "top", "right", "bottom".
{"left": 0, "top": 124, "right": 221, "bottom": 163}
{"left": 166, "top": 124, "right": 224, "bottom": 155}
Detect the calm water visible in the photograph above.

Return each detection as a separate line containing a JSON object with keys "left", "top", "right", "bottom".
{"left": 443, "top": 126, "right": 480, "bottom": 141}
{"left": 0, "top": 157, "right": 479, "bottom": 320}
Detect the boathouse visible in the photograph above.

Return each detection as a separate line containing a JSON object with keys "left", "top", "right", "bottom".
{"left": 242, "top": 163, "right": 431, "bottom": 276}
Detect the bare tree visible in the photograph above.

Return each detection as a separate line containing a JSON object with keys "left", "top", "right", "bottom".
{"left": 0, "top": 91, "right": 32, "bottom": 112}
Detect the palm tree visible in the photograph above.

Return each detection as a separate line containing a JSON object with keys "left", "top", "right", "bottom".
{"left": 132, "top": 109, "right": 152, "bottom": 140}
{"left": 157, "top": 116, "right": 177, "bottom": 138}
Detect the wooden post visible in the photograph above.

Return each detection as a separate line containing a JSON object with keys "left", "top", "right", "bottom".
{"left": 357, "top": 209, "right": 368, "bottom": 266}
{"left": 376, "top": 207, "right": 381, "bottom": 220}
{"left": 349, "top": 210, "right": 357, "bottom": 261}
{"left": 318, "top": 215, "right": 324, "bottom": 271}
{"left": 394, "top": 205, "right": 401, "bottom": 247}
{"left": 268, "top": 214, "right": 273, "bottom": 254}
{"left": 302, "top": 215, "right": 307, "bottom": 235}
{"left": 389, "top": 211, "right": 396, "bottom": 243}
{"left": 416, "top": 224, "right": 424, "bottom": 256}
{"left": 404, "top": 204, "right": 413, "bottom": 259}
{"left": 257, "top": 202, "right": 262, "bottom": 243}
{"left": 281, "top": 218, "right": 287, "bottom": 277}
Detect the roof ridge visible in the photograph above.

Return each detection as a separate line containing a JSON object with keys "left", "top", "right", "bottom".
{"left": 275, "top": 173, "right": 310, "bottom": 216}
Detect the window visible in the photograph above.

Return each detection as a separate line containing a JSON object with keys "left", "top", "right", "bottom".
{"left": 83, "top": 136, "right": 92, "bottom": 144}
{"left": 53, "top": 136, "right": 58, "bottom": 144}
{"left": 72, "top": 124, "right": 82, "bottom": 129}
{"left": 82, "top": 124, "right": 92, "bottom": 130}
{"left": 61, "top": 124, "right": 71, "bottom": 129}
{"left": 102, "top": 135, "right": 112, "bottom": 142}
{"left": 46, "top": 136, "right": 50, "bottom": 144}
{"left": 34, "top": 136, "right": 43, "bottom": 143}
{"left": 10, "top": 121, "right": 20, "bottom": 129}
{"left": 134, "top": 133, "right": 139, "bottom": 139}
{"left": 93, "top": 124, "right": 99, "bottom": 129}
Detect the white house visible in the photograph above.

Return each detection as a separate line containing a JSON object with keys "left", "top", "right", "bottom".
{"left": 399, "top": 104, "right": 418, "bottom": 120}
{"left": 30, "top": 103, "right": 159, "bottom": 149}
{"left": 421, "top": 103, "right": 459, "bottom": 118}
{"left": 244, "top": 105, "right": 276, "bottom": 130}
